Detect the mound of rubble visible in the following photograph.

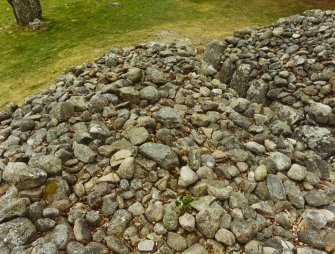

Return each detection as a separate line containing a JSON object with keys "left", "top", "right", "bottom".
{"left": 0, "top": 9, "right": 335, "bottom": 254}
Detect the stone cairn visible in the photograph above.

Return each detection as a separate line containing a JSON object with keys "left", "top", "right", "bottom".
{"left": 0, "top": 9, "right": 335, "bottom": 254}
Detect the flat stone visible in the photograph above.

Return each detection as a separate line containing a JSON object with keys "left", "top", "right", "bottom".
{"left": 267, "top": 174, "right": 286, "bottom": 201}
{"left": 191, "top": 196, "right": 216, "bottom": 211}
{"left": 128, "top": 201, "right": 145, "bottom": 216}
{"left": 304, "top": 190, "right": 331, "bottom": 207}
{"left": 138, "top": 240, "right": 155, "bottom": 252}
{"left": 125, "top": 127, "right": 149, "bottom": 145}
{"left": 50, "top": 102, "right": 75, "bottom": 122}
{"left": 105, "top": 236, "right": 130, "bottom": 254}
{"left": 155, "top": 107, "right": 184, "bottom": 128}
{"left": 182, "top": 243, "right": 208, "bottom": 254}
{"left": 31, "top": 242, "right": 58, "bottom": 254}
{"left": 139, "top": 142, "right": 179, "bottom": 170}
{"left": 298, "top": 231, "right": 325, "bottom": 249}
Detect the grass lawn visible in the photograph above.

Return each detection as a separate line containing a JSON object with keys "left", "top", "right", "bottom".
{"left": 1, "top": 0, "right": 335, "bottom": 107}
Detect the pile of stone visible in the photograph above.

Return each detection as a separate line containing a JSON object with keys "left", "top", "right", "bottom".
{"left": 0, "top": 9, "right": 334, "bottom": 254}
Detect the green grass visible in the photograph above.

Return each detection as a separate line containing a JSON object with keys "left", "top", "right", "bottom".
{"left": 1, "top": 0, "right": 335, "bottom": 107}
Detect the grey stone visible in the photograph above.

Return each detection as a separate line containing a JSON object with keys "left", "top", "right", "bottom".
{"left": 44, "top": 224, "right": 72, "bottom": 249}
{"left": 267, "top": 174, "right": 286, "bottom": 201}
{"left": 231, "top": 218, "right": 257, "bottom": 243}
{"left": 86, "top": 210, "right": 100, "bottom": 226}
{"left": 116, "top": 157, "right": 135, "bottom": 179}
{"left": 73, "top": 218, "right": 91, "bottom": 244}
{"left": 304, "top": 190, "right": 331, "bottom": 207}
{"left": 254, "top": 165, "right": 268, "bottom": 181}
{"left": 3, "top": 162, "right": 47, "bottom": 190}
{"left": 269, "top": 152, "right": 291, "bottom": 171}
{"left": 29, "top": 155, "right": 62, "bottom": 176}
{"left": 138, "top": 240, "right": 155, "bottom": 252}
{"left": 167, "top": 232, "right": 188, "bottom": 252}
{"left": 139, "top": 142, "right": 179, "bottom": 170}
{"left": 73, "top": 143, "right": 96, "bottom": 163}
{"left": 107, "top": 209, "right": 132, "bottom": 235}
{"left": 27, "top": 128, "right": 47, "bottom": 147}
{"left": 179, "top": 212, "right": 195, "bottom": 231}
{"left": 20, "top": 118, "right": 36, "bottom": 131}
{"left": 178, "top": 166, "right": 199, "bottom": 187}
{"left": 215, "top": 228, "right": 236, "bottom": 246}
{"left": 294, "top": 125, "right": 335, "bottom": 159}
{"left": 155, "top": 107, "right": 184, "bottom": 128}
{"left": 35, "top": 218, "right": 56, "bottom": 231}
{"left": 31, "top": 242, "right": 58, "bottom": 254}
{"left": 230, "top": 64, "right": 252, "bottom": 97}
{"left": 196, "top": 208, "right": 221, "bottom": 238}
{"left": 245, "top": 240, "right": 263, "bottom": 254}
{"left": 89, "top": 120, "right": 111, "bottom": 140}
{"left": 182, "top": 243, "right": 208, "bottom": 254}
{"left": 128, "top": 201, "right": 145, "bottom": 216}
{"left": 245, "top": 141, "right": 265, "bottom": 155}
{"left": 43, "top": 207, "right": 60, "bottom": 218}
{"left": 298, "top": 231, "right": 325, "bottom": 249}
{"left": 191, "top": 113, "right": 210, "bottom": 127}
{"left": 0, "top": 218, "right": 36, "bottom": 248}
{"left": 163, "top": 210, "right": 178, "bottom": 231}
{"left": 308, "top": 102, "right": 332, "bottom": 124}
{"left": 42, "top": 176, "right": 70, "bottom": 204}
{"left": 146, "top": 67, "right": 166, "bottom": 84}
{"left": 125, "top": 67, "right": 142, "bottom": 82}
{"left": 86, "top": 242, "right": 109, "bottom": 254}
{"left": 145, "top": 201, "right": 164, "bottom": 223}
{"left": 0, "top": 197, "right": 29, "bottom": 222}
{"left": 140, "top": 86, "right": 161, "bottom": 103}
{"left": 104, "top": 235, "right": 130, "bottom": 254}
{"left": 119, "top": 86, "right": 139, "bottom": 104}
{"left": 246, "top": 79, "right": 269, "bottom": 104}
{"left": 284, "top": 180, "right": 305, "bottom": 209}
{"left": 204, "top": 40, "right": 226, "bottom": 70}
{"left": 66, "top": 242, "right": 86, "bottom": 254}
{"left": 50, "top": 102, "right": 75, "bottom": 122}
{"left": 125, "top": 127, "right": 149, "bottom": 145}
{"left": 287, "top": 164, "right": 307, "bottom": 181}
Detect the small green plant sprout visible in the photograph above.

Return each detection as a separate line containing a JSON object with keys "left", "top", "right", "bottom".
{"left": 175, "top": 193, "right": 194, "bottom": 213}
